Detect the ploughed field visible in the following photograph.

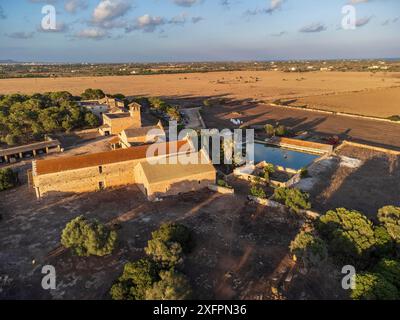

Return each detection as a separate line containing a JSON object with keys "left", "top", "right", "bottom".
{"left": 1, "top": 71, "right": 400, "bottom": 117}
{"left": 296, "top": 86, "right": 400, "bottom": 118}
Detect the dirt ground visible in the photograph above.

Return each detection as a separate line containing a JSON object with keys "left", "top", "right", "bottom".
{"left": 296, "top": 146, "right": 400, "bottom": 218}
{"left": 297, "top": 87, "right": 400, "bottom": 118}
{"left": 200, "top": 98, "right": 400, "bottom": 151}
{"left": 0, "top": 174, "right": 346, "bottom": 300}
{"left": 1, "top": 71, "right": 399, "bottom": 104}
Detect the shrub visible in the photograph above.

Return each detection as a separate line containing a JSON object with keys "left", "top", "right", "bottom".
{"left": 150, "top": 223, "right": 193, "bottom": 253}
{"left": 273, "top": 187, "right": 311, "bottom": 213}
{"left": 387, "top": 115, "right": 400, "bottom": 122}
{"left": 275, "top": 125, "right": 288, "bottom": 137}
{"left": 351, "top": 272, "right": 398, "bottom": 300}
{"left": 145, "top": 239, "right": 184, "bottom": 269}
{"left": 145, "top": 270, "right": 192, "bottom": 300}
{"left": 217, "top": 179, "right": 231, "bottom": 188}
{"left": 249, "top": 185, "right": 266, "bottom": 199}
{"left": 81, "top": 88, "right": 105, "bottom": 100}
{"left": 378, "top": 206, "right": 400, "bottom": 243}
{"left": 264, "top": 124, "right": 275, "bottom": 137}
{"left": 374, "top": 259, "right": 400, "bottom": 289}
{"left": 110, "top": 258, "right": 159, "bottom": 300}
{"left": 290, "top": 231, "right": 328, "bottom": 267}
{"left": 61, "top": 216, "right": 117, "bottom": 257}
{"left": 317, "top": 208, "right": 376, "bottom": 265}
{"left": 262, "top": 163, "right": 275, "bottom": 181}
{"left": 84, "top": 112, "right": 100, "bottom": 128}
{"left": 373, "top": 226, "right": 395, "bottom": 258}
{"left": 203, "top": 99, "right": 211, "bottom": 107}
{"left": 0, "top": 168, "right": 18, "bottom": 191}
{"left": 300, "top": 168, "right": 308, "bottom": 178}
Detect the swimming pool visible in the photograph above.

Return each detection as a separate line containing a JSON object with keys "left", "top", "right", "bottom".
{"left": 253, "top": 143, "right": 319, "bottom": 170}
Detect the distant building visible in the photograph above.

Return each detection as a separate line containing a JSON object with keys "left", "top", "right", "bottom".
{"left": 99, "top": 102, "right": 142, "bottom": 136}
{"left": 78, "top": 96, "right": 125, "bottom": 118}
{"left": 32, "top": 139, "right": 216, "bottom": 200}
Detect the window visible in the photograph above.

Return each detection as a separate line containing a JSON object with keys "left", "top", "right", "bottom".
{"left": 99, "top": 181, "right": 104, "bottom": 190}
{"left": 99, "top": 166, "right": 103, "bottom": 174}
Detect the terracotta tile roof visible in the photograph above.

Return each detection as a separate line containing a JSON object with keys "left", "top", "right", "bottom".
{"left": 35, "top": 140, "right": 188, "bottom": 176}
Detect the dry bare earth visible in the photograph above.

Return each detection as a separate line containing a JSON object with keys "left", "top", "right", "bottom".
{"left": 1, "top": 71, "right": 399, "bottom": 104}
{"left": 298, "top": 87, "right": 400, "bottom": 118}
{"left": 0, "top": 181, "right": 344, "bottom": 300}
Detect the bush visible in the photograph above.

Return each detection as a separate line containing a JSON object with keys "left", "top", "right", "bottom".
{"left": 317, "top": 208, "right": 376, "bottom": 265}
{"left": 262, "top": 163, "right": 275, "bottom": 181}
{"left": 275, "top": 125, "right": 288, "bottom": 137}
{"left": 144, "top": 223, "right": 193, "bottom": 268}
{"left": 81, "top": 88, "right": 105, "bottom": 100}
{"left": 110, "top": 258, "right": 159, "bottom": 300}
{"left": 84, "top": 112, "right": 100, "bottom": 128}
{"left": 61, "top": 216, "right": 117, "bottom": 257}
{"left": 378, "top": 206, "right": 400, "bottom": 243}
{"left": 374, "top": 259, "right": 400, "bottom": 289}
{"left": 300, "top": 168, "right": 308, "bottom": 178}
{"left": 250, "top": 185, "right": 266, "bottom": 199}
{"left": 264, "top": 124, "right": 275, "bottom": 137}
{"left": 273, "top": 187, "right": 311, "bottom": 213}
{"left": 351, "top": 272, "right": 399, "bottom": 300}
{"left": 0, "top": 168, "right": 18, "bottom": 191}
{"left": 203, "top": 99, "right": 212, "bottom": 107}
{"left": 373, "top": 226, "right": 395, "bottom": 258}
{"left": 217, "top": 179, "right": 231, "bottom": 188}
{"left": 145, "top": 270, "right": 192, "bottom": 300}
{"left": 290, "top": 231, "right": 328, "bottom": 267}
{"left": 150, "top": 223, "right": 193, "bottom": 253}
{"left": 145, "top": 239, "right": 183, "bottom": 269}
{"left": 387, "top": 115, "right": 400, "bottom": 122}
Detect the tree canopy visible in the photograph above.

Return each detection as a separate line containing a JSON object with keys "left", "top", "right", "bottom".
{"left": 145, "top": 270, "right": 192, "bottom": 300}
{"left": 0, "top": 91, "right": 98, "bottom": 145}
{"left": 0, "top": 168, "right": 18, "bottom": 192}
{"left": 61, "top": 216, "right": 117, "bottom": 257}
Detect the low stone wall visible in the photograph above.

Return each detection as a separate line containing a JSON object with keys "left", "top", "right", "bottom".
{"left": 336, "top": 140, "right": 400, "bottom": 156}
{"left": 208, "top": 184, "right": 235, "bottom": 195}
{"left": 270, "top": 103, "right": 400, "bottom": 125}
{"left": 248, "top": 195, "right": 285, "bottom": 210}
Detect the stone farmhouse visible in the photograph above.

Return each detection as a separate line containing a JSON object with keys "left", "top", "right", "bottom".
{"left": 32, "top": 139, "right": 216, "bottom": 200}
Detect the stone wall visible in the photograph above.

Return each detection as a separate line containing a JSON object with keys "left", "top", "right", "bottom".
{"left": 145, "top": 171, "right": 216, "bottom": 201}
{"left": 33, "top": 158, "right": 142, "bottom": 197}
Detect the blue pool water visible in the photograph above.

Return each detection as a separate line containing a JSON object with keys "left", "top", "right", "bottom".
{"left": 253, "top": 143, "right": 319, "bottom": 170}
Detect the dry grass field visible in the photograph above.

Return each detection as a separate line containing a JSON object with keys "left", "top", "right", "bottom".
{"left": 1, "top": 71, "right": 400, "bottom": 106}
{"left": 297, "top": 87, "right": 400, "bottom": 118}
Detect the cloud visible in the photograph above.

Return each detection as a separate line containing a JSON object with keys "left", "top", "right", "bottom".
{"left": 349, "top": 0, "right": 369, "bottom": 4}
{"left": 126, "top": 14, "right": 166, "bottom": 33}
{"left": 37, "top": 21, "right": 69, "bottom": 33}
{"left": 192, "top": 16, "right": 204, "bottom": 24}
{"left": 92, "top": 0, "right": 131, "bottom": 25}
{"left": 169, "top": 13, "right": 188, "bottom": 25}
{"left": 173, "top": 0, "right": 201, "bottom": 7}
{"left": 6, "top": 32, "right": 35, "bottom": 39}
{"left": 299, "top": 22, "right": 327, "bottom": 33}
{"left": 270, "top": 31, "right": 287, "bottom": 37}
{"left": 75, "top": 28, "right": 108, "bottom": 39}
{"left": 356, "top": 16, "right": 372, "bottom": 27}
{"left": 65, "top": 0, "right": 88, "bottom": 14}
{"left": 244, "top": 0, "right": 284, "bottom": 16}
{"left": 0, "top": 5, "right": 6, "bottom": 19}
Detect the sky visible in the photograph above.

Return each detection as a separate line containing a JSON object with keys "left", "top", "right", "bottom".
{"left": 0, "top": 0, "right": 399, "bottom": 62}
